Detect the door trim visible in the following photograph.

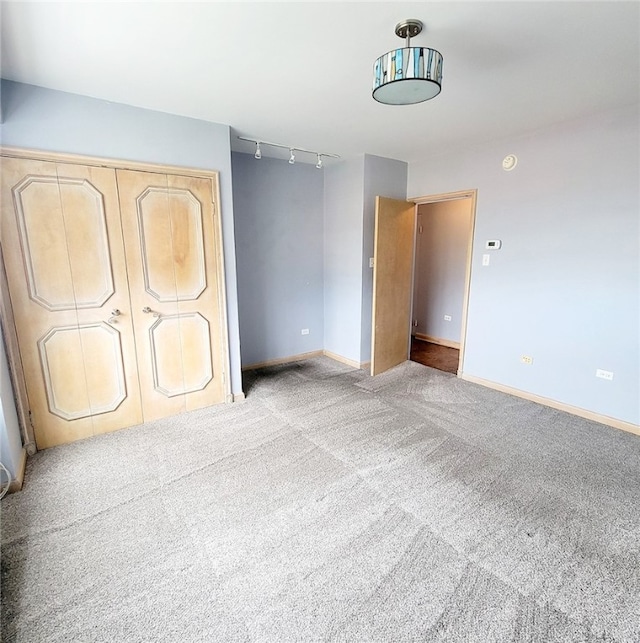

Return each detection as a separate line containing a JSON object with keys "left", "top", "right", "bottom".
{"left": 1, "top": 146, "right": 222, "bottom": 180}
{"left": 0, "top": 246, "right": 36, "bottom": 454}
{"left": 409, "top": 189, "right": 477, "bottom": 377}
{"left": 0, "top": 147, "right": 232, "bottom": 449}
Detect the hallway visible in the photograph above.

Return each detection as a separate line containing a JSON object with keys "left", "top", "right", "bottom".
{"left": 410, "top": 337, "right": 459, "bottom": 374}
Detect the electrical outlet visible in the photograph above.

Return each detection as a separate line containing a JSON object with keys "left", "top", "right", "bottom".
{"left": 596, "top": 369, "right": 614, "bottom": 381}
{"left": 521, "top": 355, "right": 533, "bottom": 365}
{"left": 482, "top": 254, "right": 490, "bottom": 266}
{"left": 444, "top": 315, "right": 452, "bottom": 321}
{"left": 301, "top": 328, "right": 309, "bottom": 335}
{"left": 369, "top": 257, "right": 375, "bottom": 268}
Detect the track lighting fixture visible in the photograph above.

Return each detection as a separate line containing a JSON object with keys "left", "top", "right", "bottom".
{"left": 237, "top": 136, "right": 339, "bottom": 169}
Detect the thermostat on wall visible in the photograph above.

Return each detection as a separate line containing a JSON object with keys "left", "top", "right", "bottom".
{"left": 485, "top": 240, "right": 502, "bottom": 249}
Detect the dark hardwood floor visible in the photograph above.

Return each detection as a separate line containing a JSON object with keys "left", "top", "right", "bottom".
{"left": 410, "top": 337, "right": 459, "bottom": 374}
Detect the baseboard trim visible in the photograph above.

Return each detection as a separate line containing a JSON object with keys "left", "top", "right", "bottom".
{"left": 460, "top": 373, "right": 640, "bottom": 437}
{"left": 232, "top": 392, "right": 246, "bottom": 402}
{"left": 7, "top": 447, "right": 27, "bottom": 494}
{"left": 322, "top": 350, "right": 362, "bottom": 369}
{"left": 242, "top": 350, "right": 324, "bottom": 371}
{"left": 242, "top": 350, "right": 369, "bottom": 374}
{"left": 414, "top": 333, "right": 461, "bottom": 350}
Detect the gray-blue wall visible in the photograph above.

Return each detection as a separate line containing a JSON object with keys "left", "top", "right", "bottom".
{"left": 232, "top": 152, "right": 324, "bottom": 366}
{"left": 323, "top": 154, "right": 407, "bottom": 365}
{"left": 409, "top": 104, "right": 640, "bottom": 425}
{"left": 0, "top": 80, "right": 243, "bottom": 399}
{"left": 323, "top": 157, "right": 365, "bottom": 363}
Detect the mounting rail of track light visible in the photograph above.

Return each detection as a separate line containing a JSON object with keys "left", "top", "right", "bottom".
{"left": 237, "top": 136, "right": 340, "bottom": 168}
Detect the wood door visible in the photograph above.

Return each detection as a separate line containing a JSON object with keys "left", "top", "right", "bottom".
{"left": 116, "top": 169, "right": 226, "bottom": 421}
{"left": 371, "top": 196, "right": 416, "bottom": 376}
{"left": 0, "top": 157, "right": 142, "bottom": 448}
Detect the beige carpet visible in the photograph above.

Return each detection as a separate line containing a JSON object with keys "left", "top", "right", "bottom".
{"left": 2, "top": 357, "right": 639, "bottom": 642}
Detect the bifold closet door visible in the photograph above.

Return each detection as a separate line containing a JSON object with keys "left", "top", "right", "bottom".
{"left": 0, "top": 157, "right": 142, "bottom": 448}
{"left": 116, "top": 169, "right": 226, "bottom": 421}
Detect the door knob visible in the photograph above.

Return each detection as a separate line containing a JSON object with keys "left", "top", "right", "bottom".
{"left": 142, "top": 306, "right": 161, "bottom": 318}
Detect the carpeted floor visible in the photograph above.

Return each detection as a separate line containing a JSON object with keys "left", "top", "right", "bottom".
{"left": 2, "top": 357, "right": 639, "bottom": 642}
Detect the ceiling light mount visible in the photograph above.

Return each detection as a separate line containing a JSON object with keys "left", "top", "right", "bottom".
{"left": 395, "top": 19, "right": 423, "bottom": 42}
{"left": 373, "top": 18, "right": 443, "bottom": 106}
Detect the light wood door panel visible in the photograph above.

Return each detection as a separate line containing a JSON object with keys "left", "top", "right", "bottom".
{"left": 1, "top": 157, "right": 143, "bottom": 448}
{"left": 371, "top": 196, "right": 416, "bottom": 376}
{"left": 116, "top": 169, "right": 225, "bottom": 421}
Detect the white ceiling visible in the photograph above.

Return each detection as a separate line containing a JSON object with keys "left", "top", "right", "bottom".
{"left": 1, "top": 1, "right": 638, "bottom": 165}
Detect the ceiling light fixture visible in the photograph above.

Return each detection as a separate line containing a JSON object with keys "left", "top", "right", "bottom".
{"left": 237, "top": 136, "right": 340, "bottom": 169}
{"left": 372, "top": 19, "right": 443, "bottom": 105}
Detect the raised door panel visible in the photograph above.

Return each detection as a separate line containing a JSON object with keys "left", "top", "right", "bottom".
{"left": 167, "top": 173, "right": 225, "bottom": 413}
{"left": 117, "top": 169, "right": 225, "bottom": 421}
{"left": 0, "top": 157, "right": 142, "bottom": 448}
{"left": 10, "top": 170, "right": 77, "bottom": 310}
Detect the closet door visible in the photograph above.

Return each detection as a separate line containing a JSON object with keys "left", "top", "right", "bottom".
{"left": 116, "top": 170, "right": 226, "bottom": 421}
{"left": 0, "top": 157, "right": 142, "bottom": 448}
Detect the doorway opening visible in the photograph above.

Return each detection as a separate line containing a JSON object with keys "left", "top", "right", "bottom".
{"left": 410, "top": 338, "right": 459, "bottom": 374}
{"left": 409, "top": 190, "right": 476, "bottom": 376}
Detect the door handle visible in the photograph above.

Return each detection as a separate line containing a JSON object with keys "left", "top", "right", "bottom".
{"left": 107, "top": 309, "right": 121, "bottom": 324}
{"left": 142, "top": 306, "right": 161, "bottom": 318}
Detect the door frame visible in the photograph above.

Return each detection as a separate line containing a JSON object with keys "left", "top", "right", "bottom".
{"left": 409, "top": 189, "right": 477, "bottom": 376}
{"left": 0, "top": 146, "right": 233, "bottom": 450}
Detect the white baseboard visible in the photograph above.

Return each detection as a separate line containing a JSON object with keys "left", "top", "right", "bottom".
{"left": 460, "top": 373, "right": 640, "bottom": 437}
{"left": 414, "top": 333, "right": 461, "bottom": 350}
{"left": 232, "top": 392, "right": 246, "bottom": 402}
{"left": 7, "top": 447, "right": 27, "bottom": 494}
{"left": 322, "top": 351, "right": 370, "bottom": 370}
{"left": 242, "top": 350, "right": 369, "bottom": 374}
{"left": 241, "top": 350, "right": 324, "bottom": 371}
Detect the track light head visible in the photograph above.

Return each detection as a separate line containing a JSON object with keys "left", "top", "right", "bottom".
{"left": 316, "top": 154, "right": 323, "bottom": 169}
{"left": 254, "top": 142, "right": 262, "bottom": 159}
{"left": 288, "top": 149, "right": 296, "bottom": 164}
